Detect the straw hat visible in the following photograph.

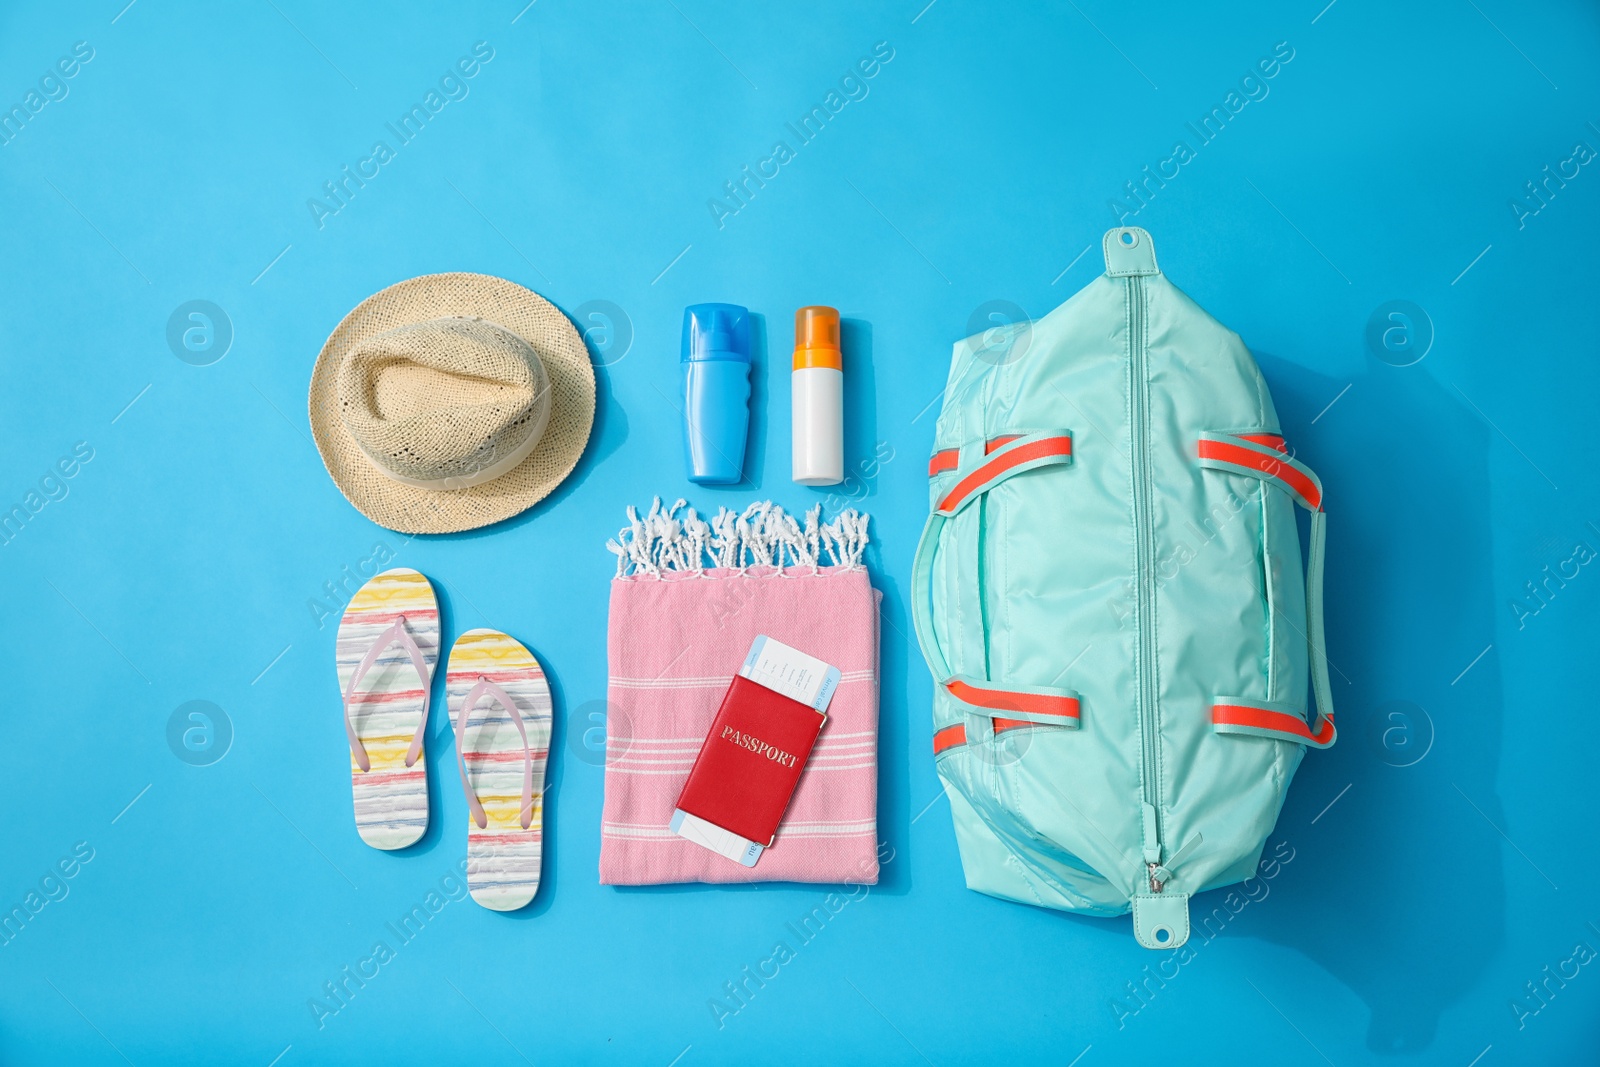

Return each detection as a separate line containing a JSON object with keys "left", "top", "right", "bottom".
{"left": 309, "top": 273, "right": 595, "bottom": 534}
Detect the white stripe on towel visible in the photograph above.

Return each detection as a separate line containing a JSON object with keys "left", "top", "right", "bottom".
{"left": 608, "top": 669, "right": 875, "bottom": 690}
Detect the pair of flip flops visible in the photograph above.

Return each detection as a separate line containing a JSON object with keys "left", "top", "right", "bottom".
{"left": 335, "top": 567, "right": 550, "bottom": 912}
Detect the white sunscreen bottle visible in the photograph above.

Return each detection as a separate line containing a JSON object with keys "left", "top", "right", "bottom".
{"left": 791, "top": 305, "right": 843, "bottom": 486}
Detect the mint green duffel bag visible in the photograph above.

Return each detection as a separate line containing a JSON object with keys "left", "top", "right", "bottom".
{"left": 912, "top": 227, "right": 1334, "bottom": 949}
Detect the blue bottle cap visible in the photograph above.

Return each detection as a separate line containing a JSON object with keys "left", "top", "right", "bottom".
{"left": 681, "top": 303, "right": 752, "bottom": 363}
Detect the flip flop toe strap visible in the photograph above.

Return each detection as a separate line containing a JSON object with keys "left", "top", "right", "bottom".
{"left": 344, "top": 615, "right": 432, "bottom": 773}
{"left": 454, "top": 678, "right": 536, "bottom": 831}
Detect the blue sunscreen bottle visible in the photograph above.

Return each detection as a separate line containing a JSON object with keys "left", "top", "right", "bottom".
{"left": 681, "top": 303, "right": 752, "bottom": 484}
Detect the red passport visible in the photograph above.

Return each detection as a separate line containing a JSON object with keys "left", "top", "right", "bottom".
{"left": 675, "top": 674, "right": 826, "bottom": 849}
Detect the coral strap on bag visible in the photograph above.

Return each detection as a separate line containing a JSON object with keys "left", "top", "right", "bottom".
{"left": 913, "top": 228, "right": 1335, "bottom": 948}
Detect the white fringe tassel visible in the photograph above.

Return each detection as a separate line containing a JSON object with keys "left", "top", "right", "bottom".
{"left": 608, "top": 498, "right": 870, "bottom": 579}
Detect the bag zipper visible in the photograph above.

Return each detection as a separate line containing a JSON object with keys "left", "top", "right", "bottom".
{"left": 1127, "top": 274, "right": 1166, "bottom": 891}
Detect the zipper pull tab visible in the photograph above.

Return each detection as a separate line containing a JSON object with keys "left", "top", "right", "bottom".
{"left": 1150, "top": 832, "right": 1205, "bottom": 891}
{"left": 1140, "top": 802, "right": 1161, "bottom": 866}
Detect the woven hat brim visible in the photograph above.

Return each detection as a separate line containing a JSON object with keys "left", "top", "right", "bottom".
{"left": 309, "top": 273, "right": 596, "bottom": 534}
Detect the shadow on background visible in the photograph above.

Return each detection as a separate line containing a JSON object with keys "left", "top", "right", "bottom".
{"left": 743, "top": 312, "right": 769, "bottom": 492}
{"left": 868, "top": 571, "right": 911, "bottom": 896}
{"left": 1242, "top": 353, "right": 1506, "bottom": 1055}
{"left": 839, "top": 317, "right": 879, "bottom": 500}
{"left": 838, "top": 317, "right": 906, "bottom": 893}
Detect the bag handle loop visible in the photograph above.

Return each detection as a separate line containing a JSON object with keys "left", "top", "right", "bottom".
{"left": 1197, "top": 432, "right": 1335, "bottom": 746}
{"left": 912, "top": 432, "right": 1082, "bottom": 750}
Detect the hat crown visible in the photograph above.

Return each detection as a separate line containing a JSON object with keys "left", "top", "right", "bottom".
{"left": 336, "top": 316, "right": 552, "bottom": 488}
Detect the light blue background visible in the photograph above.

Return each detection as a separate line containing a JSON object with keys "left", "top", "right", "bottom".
{"left": 2, "top": 1, "right": 1597, "bottom": 1063}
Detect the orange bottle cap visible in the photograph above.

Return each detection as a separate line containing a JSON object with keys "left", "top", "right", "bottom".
{"left": 793, "top": 306, "right": 842, "bottom": 371}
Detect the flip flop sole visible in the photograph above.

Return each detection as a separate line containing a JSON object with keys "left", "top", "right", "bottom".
{"left": 337, "top": 568, "right": 440, "bottom": 850}
{"left": 448, "top": 628, "right": 551, "bottom": 911}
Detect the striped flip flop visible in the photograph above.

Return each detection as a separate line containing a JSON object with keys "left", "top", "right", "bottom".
{"left": 336, "top": 568, "right": 440, "bottom": 850}
{"left": 447, "top": 628, "right": 551, "bottom": 911}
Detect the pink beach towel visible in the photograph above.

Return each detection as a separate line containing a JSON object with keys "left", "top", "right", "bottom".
{"left": 600, "top": 500, "right": 880, "bottom": 885}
